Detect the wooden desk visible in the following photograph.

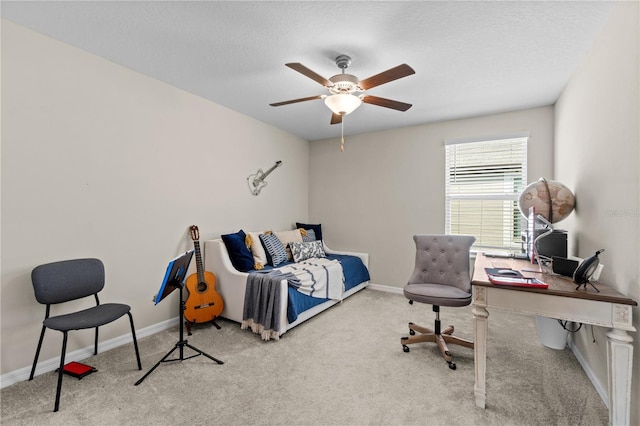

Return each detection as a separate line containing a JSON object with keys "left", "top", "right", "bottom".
{"left": 472, "top": 253, "right": 637, "bottom": 426}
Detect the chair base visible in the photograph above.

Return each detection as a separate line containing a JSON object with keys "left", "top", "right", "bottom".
{"left": 401, "top": 322, "right": 474, "bottom": 370}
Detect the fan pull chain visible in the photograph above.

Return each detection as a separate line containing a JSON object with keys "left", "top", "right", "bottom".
{"left": 340, "top": 117, "right": 345, "bottom": 152}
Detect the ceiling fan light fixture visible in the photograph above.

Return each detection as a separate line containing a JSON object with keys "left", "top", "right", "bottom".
{"left": 324, "top": 93, "right": 361, "bottom": 116}
{"left": 328, "top": 73, "right": 361, "bottom": 94}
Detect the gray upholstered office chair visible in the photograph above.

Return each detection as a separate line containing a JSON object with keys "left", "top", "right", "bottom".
{"left": 29, "top": 258, "right": 142, "bottom": 412}
{"left": 400, "top": 235, "right": 476, "bottom": 370}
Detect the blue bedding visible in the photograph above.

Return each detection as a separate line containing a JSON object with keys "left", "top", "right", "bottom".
{"left": 247, "top": 253, "right": 370, "bottom": 324}
{"left": 286, "top": 254, "right": 370, "bottom": 323}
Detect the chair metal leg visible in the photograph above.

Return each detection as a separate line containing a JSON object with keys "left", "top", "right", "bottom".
{"left": 29, "top": 325, "right": 47, "bottom": 381}
{"left": 54, "top": 332, "right": 68, "bottom": 412}
{"left": 127, "top": 312, "right": 142, "bottom": 370}
{"left": 94, "top": 327, "right": 99, "bottom": 355}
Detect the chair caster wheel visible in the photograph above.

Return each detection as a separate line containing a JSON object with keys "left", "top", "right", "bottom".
{"left": 448, "top": 361, "right": 456, "bottom": 370}
{"left": 409, "top": 329, "right": 415, "bottom": 336}
{"left": 402, "top": 345, "right": 410, "bottom": 353}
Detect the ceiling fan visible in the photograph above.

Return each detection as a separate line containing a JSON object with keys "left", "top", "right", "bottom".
{"left": 270, "top": 55, "right": 415, "bottom": 126}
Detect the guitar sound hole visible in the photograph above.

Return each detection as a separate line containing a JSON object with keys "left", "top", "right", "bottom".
{"left": 197, "top": 282, "right": 208, "bottom": 292}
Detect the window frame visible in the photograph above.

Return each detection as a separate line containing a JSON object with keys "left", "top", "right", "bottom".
{"left": 444, "top": 133, "right": 528, "bottom": 253}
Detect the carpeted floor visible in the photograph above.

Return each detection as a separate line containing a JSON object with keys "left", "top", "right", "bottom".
{"left": 1, "top": 289, "right": 608, "bottom": 425}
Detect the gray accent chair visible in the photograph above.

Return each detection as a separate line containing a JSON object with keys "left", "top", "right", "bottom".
{"left": 29, "top": 258, "right": 142, "bottom": 412}
{"left": 401, "top": 235, "right": 476, "bottom": 369}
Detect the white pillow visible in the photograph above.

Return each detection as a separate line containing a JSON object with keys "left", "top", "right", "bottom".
{"left": 246, "top": 231, "right": 268, "bottom": 269}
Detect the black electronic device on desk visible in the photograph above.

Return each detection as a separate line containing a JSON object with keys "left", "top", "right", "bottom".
{"left": 523, "top": 207, "right": 568, "bottom": 262}
{"left": 552, "top": 256, "right": 580, "bottom": 277}
{"left": 573, "top": 249, "right": 604, "bottom": 292}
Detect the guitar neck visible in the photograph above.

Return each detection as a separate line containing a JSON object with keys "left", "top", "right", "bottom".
{"left": 260, "top": 160, "right": 282, "bottom": 180}
{"left": 193, "top": 240, "right": 205, "bottom": 283}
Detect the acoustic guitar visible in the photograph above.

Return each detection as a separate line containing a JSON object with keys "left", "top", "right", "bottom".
{"left": 184, "top": 225, "right": 224, "bottom": 334}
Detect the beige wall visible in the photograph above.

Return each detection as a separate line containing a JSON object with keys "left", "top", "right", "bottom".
{"left": 309, "top": 106, "right": 554, "bottom": 287}
{"left": 1, "top": 21, "right": 309, "bottom": 375}
{"left": 554, "top": 1, "right": 639, "bottom": 423}
{"left": 4, "top": 6, "right": 637, "bottom": 420}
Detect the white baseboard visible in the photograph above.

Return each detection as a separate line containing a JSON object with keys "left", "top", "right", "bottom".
{"left": 568, "top": 334, "right": 609, "bottom": 408}
{"left": 367, "top": 283, "right": 403, "bottom": 295}
{"left": 1, "top": 316, "right": 179, "bottom": 389}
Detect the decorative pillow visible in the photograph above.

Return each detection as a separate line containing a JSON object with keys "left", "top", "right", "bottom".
{"left": 221, "top": 230, "right": 254, "bottom": 272}
{"left": 259, "top": 233, "right": 288, "bottom": 267}
{"left": 301, "top": 228, "right": 317, "bottom": 242}
{"left": 296, "top": 222, "right": 323, "bottom": 241}
{"left": 246, "top": 231, "right": 268, "bottom": 270}
{"left": 274, "top": 229, "right": 303, "bottom": 260}
{"left": 290, "top": 240, "right": 326, "bottom": 263}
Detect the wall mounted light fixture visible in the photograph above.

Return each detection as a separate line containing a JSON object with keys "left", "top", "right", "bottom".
{"left": 247, "top": 160, "right": 283, "bottom": 196}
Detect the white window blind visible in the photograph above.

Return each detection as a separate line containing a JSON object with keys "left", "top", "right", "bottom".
{"left": 445, "top": 135, "right": 528, "bottom": 253}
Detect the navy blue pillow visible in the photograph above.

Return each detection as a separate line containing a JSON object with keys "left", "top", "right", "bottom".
{"left": 296, "top": 222, "right": 323, "bottom": 241}
{"left": 221, "top": 230, "right": 254, "bottom": 272}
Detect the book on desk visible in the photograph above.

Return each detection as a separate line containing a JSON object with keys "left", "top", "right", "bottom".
{"left": 484, "top": 268, "right": 549, "bottom": 289}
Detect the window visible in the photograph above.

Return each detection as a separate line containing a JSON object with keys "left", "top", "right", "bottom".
{"left": 445, "top": 134, "right": 528, "bottom": 253}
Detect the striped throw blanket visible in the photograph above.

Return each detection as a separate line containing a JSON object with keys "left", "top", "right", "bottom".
{"left": 279, "top": 257, "right": 345, "bottom": 300}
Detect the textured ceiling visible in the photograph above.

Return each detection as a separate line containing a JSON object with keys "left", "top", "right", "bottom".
{"left": 1, "top": 1, "right": 614, "bottom": 141}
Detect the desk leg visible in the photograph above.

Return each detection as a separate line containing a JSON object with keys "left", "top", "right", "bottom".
{"left": 606, "top": 328, "right": 634, "bottom": 426}
{"left": 473, "top": 304, "right": 489, "bottom": 408}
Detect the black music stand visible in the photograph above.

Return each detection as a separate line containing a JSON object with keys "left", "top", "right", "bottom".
{"left": 135, "top": 250, "right": 223, "bottom": 386}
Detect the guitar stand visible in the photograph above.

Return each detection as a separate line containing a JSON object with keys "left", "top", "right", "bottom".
{"left": 185, "top": 318, "right": 221, "bottom": 336}
{"left": 135, "top": 284, "right": 223, "bottom": 386}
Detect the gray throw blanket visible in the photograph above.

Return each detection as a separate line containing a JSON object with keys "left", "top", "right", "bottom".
{"left": 241, "top": 270, "right": 295, "bottom": 341}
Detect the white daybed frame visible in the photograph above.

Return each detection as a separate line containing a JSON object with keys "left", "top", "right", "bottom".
{"left": 203, "top": 239, "right": 369, "bottom": 336}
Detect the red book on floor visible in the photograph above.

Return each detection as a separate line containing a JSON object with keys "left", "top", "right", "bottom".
{"left": 61, "top": 361, "right": 97, "bottom": 379}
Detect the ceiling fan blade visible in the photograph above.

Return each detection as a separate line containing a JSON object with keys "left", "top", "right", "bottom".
{"left": 330, "top": 113, "right": 343, "bottom": 125}
{"left": 362, "top": 95, "right": 412, "bottom": 111}
{"left": 270, "top": 95, "right": 323, "bottom": 107}
{"left": 359, "top": 64, "right": 415, "bottom": 90}
{"left": 286, "top": 63, "right": 334, "bottom": 87}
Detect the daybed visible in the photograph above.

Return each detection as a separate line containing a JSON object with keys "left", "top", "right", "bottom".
{"left": 203, "top": 235, "right": 370, "bottom": 339}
